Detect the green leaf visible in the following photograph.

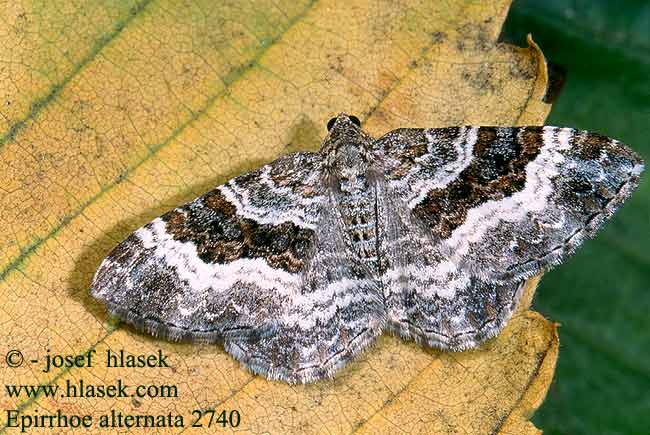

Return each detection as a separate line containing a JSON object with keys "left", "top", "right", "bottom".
{"left": 503, "top": 2, "right": 650, "bottom": 434}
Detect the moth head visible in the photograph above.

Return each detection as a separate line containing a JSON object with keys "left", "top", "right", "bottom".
{"left": 321, "top": 113, "right": 375, "bottom": 187}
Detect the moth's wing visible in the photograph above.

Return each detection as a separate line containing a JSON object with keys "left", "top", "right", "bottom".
{"left": 91, "top": 152, "right": 324, "bottom": 343}
{"left": 92, "top": 152, "right": 384, "bottom": 383}
{"left": 377, "top": 180, "right": 526, "bottom": 350}
{"left": 374, "top": 126, "right": 643, "bottom": 349}
{"left": 227, "top": 195, "right": 385, "bottom": 383}
{"left": 375, "top": 126, "right": 644, "bottom": 283}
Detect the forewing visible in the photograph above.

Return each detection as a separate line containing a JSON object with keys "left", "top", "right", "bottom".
{"left": 91, "top": 152, "right": 324, "bottom": 343}
{"left": 375, "top": 126, "right": 644, "bottom": 283}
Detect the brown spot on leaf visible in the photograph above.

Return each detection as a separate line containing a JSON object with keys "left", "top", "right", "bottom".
{"left": 462, "top": 64, "right": 499, "bottom": 94}
{"left": 431, "top": 31, "right": 446, "bottom": 43}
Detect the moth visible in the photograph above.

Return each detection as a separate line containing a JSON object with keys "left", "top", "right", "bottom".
{"left": 92, "top": 113, "right": 643, "bottom": 384}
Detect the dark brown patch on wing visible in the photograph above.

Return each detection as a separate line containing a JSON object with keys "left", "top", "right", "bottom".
{"left": 380, "top": 127, "right": 462, "bottom": 180}
{"left": 573, "top": 130, "right": 611, "bottom": 161}
{"left": 473, "top": 126, "right": 497, "bottom": 154}
{"left": 161, "top": 189, "right": 314, "bottom": 273}
{"left": 268, "top": 153, "right": 320, "bottom": 196}
{"left": 414, "top": 126, "right": 545, "bottom": 238}
{"left": 105, "top": 233, "right": 145, "bottom": 266}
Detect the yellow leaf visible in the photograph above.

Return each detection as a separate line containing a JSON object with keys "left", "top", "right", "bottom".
{"left": 0, "top": 1, "right": 557, "bottom": 434}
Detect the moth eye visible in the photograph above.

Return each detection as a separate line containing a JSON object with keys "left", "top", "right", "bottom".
{"left": 326, "top": 115, "right": 361, "bottom": 131}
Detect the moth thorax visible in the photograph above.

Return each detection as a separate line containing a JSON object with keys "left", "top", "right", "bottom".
{"left": 333, "top": 146, "right": 370, "bottom": 192}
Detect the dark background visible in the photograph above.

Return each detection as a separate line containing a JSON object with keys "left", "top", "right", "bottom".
{"left": 502, "top": 1, "right": 650, "bottom": 434}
